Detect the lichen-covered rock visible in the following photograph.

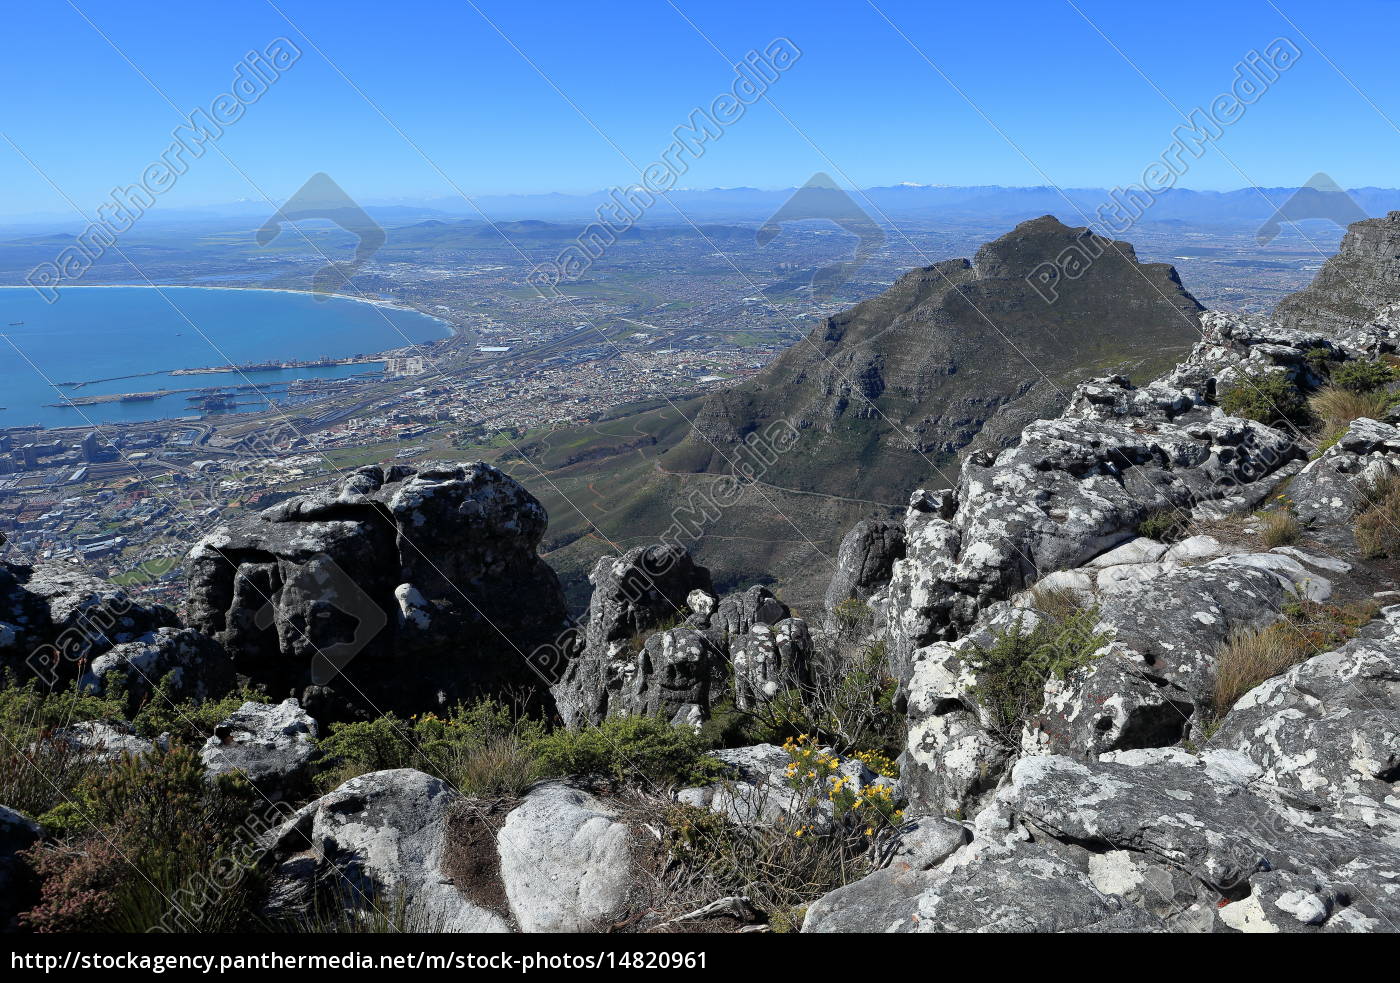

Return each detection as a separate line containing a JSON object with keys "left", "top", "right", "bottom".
{"left": 51, "top": 720, "right": 159, "bottom": 761}
{"left": 1209, "top": 605, "right": 1400, "bottom": 834}
{"left": 496, "top": 781, "right": 642, "bottom": 932}
{"left": 807, "top": 749, "right": 1400, "bottom": 933}
{"left": 551, "top": 545, "right": 713, "bottom": 727}
{"left": 730, "top": 618, "right": 813, "bottom": 710}
{"left": 824, "top": 518, "right": 905, "bottom": 616}
{"left": 80, "top": 627, "right": 233, "bottom": 707}
{"left": 262, "top": 768, "right": 510, "bottom": 932}
{"left": 713, "top": 584, "right": 789, "bottom": 639}
{"left": 884, "top": 366, "right": 1303, "bottom": 673}
{"left": 617, "top": 626, "right": 724, "bottom": 723}
{"left": 1029, "top": 652, "right": 1195, "bottom": 760}
{"left": 186, "top": 462, "right": 571, "bottom": 719}
{"left": 202, "top": 699, "right": 318, "bottom": 801}
{"left": 0, "top": 560, "right": 177, "bottom": 686}
{"left": 1290, "top": 417, "right": 1400, "bottom": 533}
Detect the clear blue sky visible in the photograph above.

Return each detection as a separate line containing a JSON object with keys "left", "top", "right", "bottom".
{"left": 1, "top": 0, "right": 1397, "bottom": 220}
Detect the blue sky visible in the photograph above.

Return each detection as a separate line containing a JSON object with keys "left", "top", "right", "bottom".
{"left": 1, "top": 0, "right": 1397, "bottom": 220}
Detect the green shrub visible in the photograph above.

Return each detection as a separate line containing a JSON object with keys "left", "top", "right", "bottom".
{"left": 1136, "top": 508, "right": 1189, "bottom": 543}
{"left": 1330, "top": 359, "right": 1398, "bottom": 394}
{"left": 315, "top": 699, "right": 546, "bottom": 794}
{"left": 129, "top": 675, "right": 268, "bottom": 744}
{"left": 0, "top": 673, "right": 125, "bottom": 818}
{"left": 529, "top": 714, "right": 722, "bottom": 787}
{"left": 967, "top": 605, "right": 1112, "bottom": 742}
{"left": 21, "top": 746, "right": 261, "bottom": 933}
{"left": 830, "top": 597, "right": 873, "bottom": 634}
{"left": 745, "top": 641, "right": 902, "bottom": 757}
{"left": 1219, "top": 369, "right": 1309, "bottom": 430}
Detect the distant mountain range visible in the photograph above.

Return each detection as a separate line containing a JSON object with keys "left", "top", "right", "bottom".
{"left": 7, "top": 184, "right": 1400, "bottom": 235}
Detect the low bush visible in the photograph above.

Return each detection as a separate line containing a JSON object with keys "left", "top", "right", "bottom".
{"left": 830, "top": 597, "right": 873, "bottom": 635}
{"left": 21, "top": 745, "right": 261, "bottom": 933}
{"left": 1219, "top": 369, "right": 1309, "bottom": 430}
{"left": 742, "top": 640, "right": 902, "bottom": 758}
{"left": 967, "top": 604, "right": 1112, "bottom": 743}
{"left": 529, "top": 714, "right": 722, "bottom": 788}
{"left": 1136, "top": 508, "right": 1189, "bottom": 543}
{"left": 1330, "top": 358, "right": 1398, "bottom": 394}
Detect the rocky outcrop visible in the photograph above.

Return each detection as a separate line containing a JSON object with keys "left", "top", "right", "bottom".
{"left": 806, "top": 748, "right": 1400, "bottom": 933}
{"left": 186, "top": 462, "right": 571, "bottom": 719}
{"left": 201, "top": 699, "right": 319, "bottom": 801}
{"left": 551, "top": 546, "right": 713, "bottom": 727}
{"left": 730, "top": 618, "right": 813, "bottom": 710}
{"left": 80, "top": 627, "right": 232, "bottom": 708}
{"left": 51, "top": 720, "right": 160, "bottom": 761}
{"left": 1290, "top": 417, "right": 1400, "bottom": 535}
{"left": 805, "top": 213, "right": 1400, "bottom": 933}
{"left": 0, "top": 560, "right": 178, "bottom": 687}
{"left": 713, "top": 584, "right": 789, "bottom": 639}
{"left": 262, "top": 772, "right": 649, "bottom": 933}
{"left": 1275, "top": 209, "right": 1400, "bottom": 332}
{"left": 824, "top": 518, "right": 905, "bottom": 617}
{"left": 1208, "top": 605, "right": 1400, "bottom": 832}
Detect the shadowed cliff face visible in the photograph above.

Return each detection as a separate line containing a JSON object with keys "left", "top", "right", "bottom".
{"left": 672, "top": 215, "right": 1204, "bottom": 502}
{"left": 1274, "top": 209, "right": 1400, "bottom": 331}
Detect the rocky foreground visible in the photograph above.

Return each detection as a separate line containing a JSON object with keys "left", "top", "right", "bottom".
{"left": 3, "top": 215, "right": 1400, "bottom": 934}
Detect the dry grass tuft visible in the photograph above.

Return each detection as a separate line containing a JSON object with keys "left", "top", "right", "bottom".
{"left": 1355, "top": 470, "right": 1400, "bottom": 558}
{"left": 1258, "top": 510, "right": 1301, "bottom": 548}
{"left": 1309, "top": 386, "right": 1392, "bottom": 437}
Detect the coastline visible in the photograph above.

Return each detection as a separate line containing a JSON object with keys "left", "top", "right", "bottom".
{"left": 0, "top": 283, "right": 458, "bottom": 336}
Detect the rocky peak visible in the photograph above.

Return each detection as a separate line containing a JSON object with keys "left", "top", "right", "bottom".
{"left": 1275, "top": 209, "right": 1400, "bottom": 331}
{"left": 185, "top": 461, "right": 571, "bottom": 719}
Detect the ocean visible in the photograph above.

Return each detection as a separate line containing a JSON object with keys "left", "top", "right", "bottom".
{"left": 0, "top": 286, "right": 451, "bottom": 429}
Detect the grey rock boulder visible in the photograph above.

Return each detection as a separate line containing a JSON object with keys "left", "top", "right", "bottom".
{"left": 496, "top": 781, "right": 643, "bottom": 932}
{"left": 202, "top": 699, "right": 319, "bottom": 801}
{"left": 262, "top": 768, "right": 510, "bottom": 932}
{"left": 730, "top": 618, "right": 813, "bottom": 710}
{"left": 187, "top": 462, "right": 571, "bottom": 719}
{"left": 80, "top": 627, "right": 233, "bottom": 708}
{"left": 551, "top": 545, "right": 712, "bottom": 728}
{"left": 1290, "top": 417, "right": 1400, "bottom": 533}
{"left": 714, "top": 584, "right": 790, "bottom": 639}
{"left": 0, "top": 560, "right": 177, "bottom": 686}
{"left": 824, "top": 518, "right": 905, "bottom": 616}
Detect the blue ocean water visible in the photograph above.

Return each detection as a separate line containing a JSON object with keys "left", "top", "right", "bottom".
{"left": 0, "top": 286, "right": 450, "bottom": 429}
